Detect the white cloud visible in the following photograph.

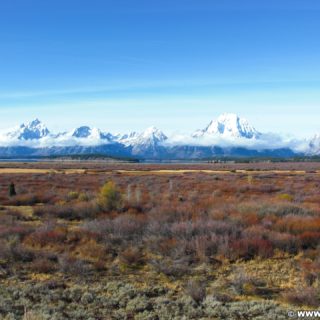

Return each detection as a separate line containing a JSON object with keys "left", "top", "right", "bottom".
{"left": 0, "top": 133, "right": 110, "bottom": 148}
{"left": 163, "top": 132, "right": 311, "bottom": 153}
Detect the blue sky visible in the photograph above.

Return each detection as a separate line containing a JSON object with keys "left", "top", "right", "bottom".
{"left": 0, "top": 0, "right": 320, "bottom": 136}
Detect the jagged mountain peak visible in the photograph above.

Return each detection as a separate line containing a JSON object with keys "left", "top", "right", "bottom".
{"left": 7, "top": 118, "right": 50, "bottom": 140}
{"left": 117, "top": 127, "right": 167, "bottom": 156}
{"left": 21, "top": 118, "right": 47, "bottom": 130}
{"left": 141, "top": 126, "right": 167, "bottom": 140}
{"left": 24, "top": 118, "right": 41, "bottom": 126}
{"left": 193, "top": 113, "right": 260, "bottom": 139}
{"left": 71, "top": 126, "right": 113, "bottom": 140}
{"left": 0, "top": 114, "right": 314, "bottom": 158}
{"left": 72, "top": 126, "right": 93, "bottom": 138}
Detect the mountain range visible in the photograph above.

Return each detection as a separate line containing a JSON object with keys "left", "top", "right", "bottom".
{"left": 0, "top": 113, "right": 318, "bottom": 159}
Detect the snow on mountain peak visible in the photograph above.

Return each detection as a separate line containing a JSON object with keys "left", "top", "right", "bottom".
{"left": 70, "top": 126, "right": 113, "bottom": 141}
{"left": 27, "top": 118, "right": 41, "bottom": 127}
{"left": 193, "top": 113, "right": 260, "bottom": 139}
{"left": 142, "top": 126, "right": 167, "bottom": 140}
{"left": 72, "top": 126, "right": 92, "bottom": 138}
{"left": 7, "top": 119, "right": 50, "bottom": 140}
{"left": 1, "top": 114, "right": 313, "bottom": 157}
{"left": 118, "top": 126, "right": 167, "bottom": 152}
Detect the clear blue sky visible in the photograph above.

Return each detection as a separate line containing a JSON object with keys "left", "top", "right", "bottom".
{"left": 0, "top": 0, "right": 320, "bottom": 136}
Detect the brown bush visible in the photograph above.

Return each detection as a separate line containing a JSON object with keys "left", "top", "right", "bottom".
{"left": 275, "top": 216, "right": 320, "bottom": 234}
{"left": 282, "top": 287, "right": 319, "bottom": 307}
{"left": 119, "top": 246, "right": 144, "bottom": 266}
{"left": 58, "top": 254, "right": 89, "bottom": 275}
{"left": 0, "top": 225, "right": 33, "bottom": 241}
{"left": 230, "top": 268, "right": 258, "bottom": 295}
{"left": 268, "top": 231, "right": 299, "bottom": 254}
{"left": 229, "top": 238, "right": 274, "bottom": 260}
{"left": 30, "top": 257, "right": 57, "bottom": 274}
{"left": 299, "top": 259, "right": 320, "bottom": 286}
{"left": 25, "top": 228, "right": 67, "bottom": 248}
{"left": 185, "top": 280, "right": 206, "bottom": 304}
{"left": 150, "top": 257, "right": 190, "bottom": 278}
{"left": 7, "top": 192, "right": 54, "bottom": 206}
{"left": 0, "top": 240, "right": 34, "bottom": 262}
{"left": 34, "top": 202, "right": 99, "bottom": 220}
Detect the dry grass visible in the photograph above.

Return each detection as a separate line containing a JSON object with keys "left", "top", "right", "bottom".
{"left": 0, "top": 160, "right": 320, "bottom": 318}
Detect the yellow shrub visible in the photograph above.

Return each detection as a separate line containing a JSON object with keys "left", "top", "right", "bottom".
{"left": 98, "top": 181, "right": 123, "bottom": 211}
{"left": 277, "top": 194, "right": 294, "bottom": 202}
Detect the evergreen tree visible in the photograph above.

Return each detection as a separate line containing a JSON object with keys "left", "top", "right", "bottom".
{"left": 9, "top": 182, "right": 16, "bottom": 197}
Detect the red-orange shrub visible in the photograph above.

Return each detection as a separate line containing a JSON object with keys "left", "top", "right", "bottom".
{"left": 230, "top": 238, "right": 273, "bottom": 260}
{"left": 25, "top": 228, "right": 67, "bottom": 247}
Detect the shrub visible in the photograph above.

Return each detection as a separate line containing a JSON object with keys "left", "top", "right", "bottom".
{"left": 58, "top": 254, "right": 89, "bottom": 275}
{"left": 7, "top": 192, "right": 55, "bottom": 206}
{"left": 66, "top": 191, "right": 79, "bottom": 201}
{"left": 299, "top": 259, "right": 320, "bottom": 286}
{"left": 25, "top": 228, "right": 67, "bottom": 247}
{"left": 92, "top": 259, "right": 106, "bottom": 271}
{"left": 0, "top": 241, "right": 34, "bottom": 262}
{"left": 151, "top": 257, "right": 190, "bottom": 278}
{"left": 230, "top": 269, "right": 258, "bottom": 295}
{"left": 23, "top": 309, "right": 45, "bottom": 320}
{"left": 275, "top": 216, "right": 320, "bottom": 234}
{"left": 299, "top": 232, "right": 320, "bottom": 249}
{"left": 268, "top": 231, "right": 299, "bottom": 254}
{"left": 185, "top": 280, "right": 206, "bottom": 304}
{"left": 97, "top": 181, "right": 123, "bottom": 211}
{"left": 282, "top": 287, "right": 319, "bottom": 307}
{"left": 277, "top": 194, "right": 294, "bottom": 202}
{"left": 34, "top": 202, "right": 98, "bottom": 220}
{"left": 30, "top": 258, "right": 57, "bottom": 274}
{"left": 79, "top": 192, "right": 90, "bottom": 202}
{"left": 6, "top": 209, "right": 29, "bottom": 221}
{"left": 0, "top": 225, "right": 33, "bottom": 241}
{"left": 111, "top": 214, "right": 146, "bottom": 242}
{"left": 73, "top": 202, "right": 99, "bottom": 219}
{"left": 186, "top": 235, "right": 219, "bottom": 262}
{"left": 229, "top": 238, "right": 273, "bottom": 260}
{"left": 258, "top": 204, "right": 313, "bottom": 218}
{"left": 76, "top": 238, "right": 107, "bottom": 261}
{"left": 119, "top": 247, "right": 144, "bottom": 266}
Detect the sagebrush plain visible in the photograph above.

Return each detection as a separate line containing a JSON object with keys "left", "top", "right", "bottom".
{"left": 0, "top": 161, "right": 320, "bottom": 319}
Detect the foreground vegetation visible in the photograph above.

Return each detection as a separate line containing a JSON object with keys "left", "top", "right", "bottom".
{"left": 0, "top": 162, "right": 320, "bottom": 319}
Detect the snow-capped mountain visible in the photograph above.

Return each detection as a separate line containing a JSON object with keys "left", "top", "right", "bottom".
{"left": 71, "top": 126, "right": 114, "bottom": 141}
{"left": 120, "top": 127, "right": 167, "bottom": 146}
{"left": 193, "top": 113, "right": 260, "bottom": 139}
{"left": 72, "top": 126, "right": 95, "bottom": 138}
{"left": 0, "top": 114, "right": 317, "bottom": 159}
{"left": 119, "top": 126, "right": 168, "bottom": 156}
{"left": 5, "top": 119, "right": 50, "bottom": 140}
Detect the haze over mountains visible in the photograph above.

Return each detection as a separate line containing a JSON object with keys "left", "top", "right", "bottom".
{"left": 0, "top": 113, "right": 318, "bottom": 159}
